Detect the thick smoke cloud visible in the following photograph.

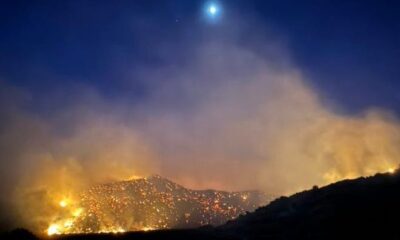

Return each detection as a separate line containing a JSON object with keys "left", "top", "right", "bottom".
{"left": 1, "top": 15, "right": 400, "bottom": 232}
{"left": 0, "top": 85, "right": 158, "bottom": 231}
{"left": 133, "top": 39, "right": 400, "bottom": 194}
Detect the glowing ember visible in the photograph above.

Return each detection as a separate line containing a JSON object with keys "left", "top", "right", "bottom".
{"left": 98, "top": 227, "right": 125, "bottom": 234}
{"left": 128, "top": 175, "right": 144, "bottom": 180}
{"left": 34, "top": 166, "right": 400, "bottom": 236}
{"left": 63, "top": 219, "right": 73, "bottom": 228}
{"left": 47, "top": 224, "right": 61, "bottom": 236}
{"left": 59, "top": 200, "right": 68, "bottom": 208}
{"left": 43, "top": 175, "right": 272, "bottom": 235}
{"left": 142, "top": 226, "right": 154, "bottom": 232}
{"left": 72, "top": 208, "right": 83, "bottom": 217}
{"left": 388, "top": 168, "right": 396, "bottom": 174}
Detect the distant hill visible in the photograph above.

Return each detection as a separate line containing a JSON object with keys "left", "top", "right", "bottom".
{"left": 62, "top": 175, "right": 271, "bottom": 233}
{"left": 3, "top": 171, "right": 400, "bottom": 240}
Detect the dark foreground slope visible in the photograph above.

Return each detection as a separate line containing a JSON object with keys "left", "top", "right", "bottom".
{"left": 221, "top": 170, "right": 400, "bottom": 240}
{"left": 3, "top": 170, "right": 400, "bottom": 240}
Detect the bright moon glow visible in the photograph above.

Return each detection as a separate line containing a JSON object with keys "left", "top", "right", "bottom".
{"left": 205, "top": 3, "right": 221, "bottom": 18}
{"left": 209, "top": 5, "right": 217, "bottom": 15}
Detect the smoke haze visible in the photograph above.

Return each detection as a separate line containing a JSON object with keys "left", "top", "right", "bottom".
{"left": 1, "top": 15, "right": 400, "bottom": 232}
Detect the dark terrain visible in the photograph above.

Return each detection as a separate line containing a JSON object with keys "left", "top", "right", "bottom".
{"left": 3, "top": 170, "right": 400, "bottom": 240}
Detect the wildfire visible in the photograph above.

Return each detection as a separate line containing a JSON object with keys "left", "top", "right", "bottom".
{"left": 46, "top": 198, "right": 130, "bottom": 236}
{"left": 98, "top": 227, "right": 126, "bottom": 234}
{"left": 38, "top": 165, "right": 400, "bottom": 236}
{"left": 142, "top": 227, "right": 155, "bottom": 232}
{"left": 47, "top": 224, "right": 61, "bottom": 236}
{"left": 46, "top": 218, "right": 78, "bottom": 236}
{"left": 42, "top": 175, "right": 270, "bottom": 235}
{"left": 387, "top": 168, "right": 396, "bottom": 174}
{"left": 323, "top": 165, "right": 399, "bottom": 184}
{"left": 39, "top": 164, "right": 400, "bottom": 237}
{"left": 59, "top": 200, "right": 68, "bottom": 208}
{"left": 72, "top": 208, "right": 83, "bottom": 217}
{"left": 46, "top": 197, "right": 84, "bottom": 236}
{"left": 128, "top": 175, "right": 145, "bottom": 180}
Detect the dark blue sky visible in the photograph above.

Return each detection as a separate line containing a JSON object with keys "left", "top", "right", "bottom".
{"left": 3, "top": 1, "right": 400, "bottom": 229}
{"left": 1, "top": 0, "right": 400, "bottom": 114}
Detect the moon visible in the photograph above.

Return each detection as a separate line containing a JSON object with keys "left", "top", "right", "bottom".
{"left": 205, "top": 2, "right": 221, "bottom": 19}
{"left": 208, "top": 5, "right": 218, "bottom": 15}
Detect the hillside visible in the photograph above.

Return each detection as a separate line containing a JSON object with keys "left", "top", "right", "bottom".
{"left": 44, "top": 175, "right": 271, "bottom": 235}
{"left": 220, "top": 170, "right": 400, "bottom": 239}
{"left": 3, "top": 171, "right": 400, "bottom": 240}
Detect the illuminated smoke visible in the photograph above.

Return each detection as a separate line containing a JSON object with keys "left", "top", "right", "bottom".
{"left": 0, "top": 15, "right": 400, "bottom": 233}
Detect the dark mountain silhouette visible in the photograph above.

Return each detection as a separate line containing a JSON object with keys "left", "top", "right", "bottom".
{"left": 3, "top": 170, "right": 400, "bottom": 239}
{"left": 219, "top": 169, "right": 400, "bottom": 239}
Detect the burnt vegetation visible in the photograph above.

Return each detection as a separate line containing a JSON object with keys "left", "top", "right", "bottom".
{"left": 51, "top": 175, "right": 270, "bottom": 234}
{"left": 3, "top": 170, "right": 400, "bottom": 240}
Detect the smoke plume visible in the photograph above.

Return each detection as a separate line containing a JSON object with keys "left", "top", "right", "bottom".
{"left": 0, "top": 15, "right": 400, "bottom": 232}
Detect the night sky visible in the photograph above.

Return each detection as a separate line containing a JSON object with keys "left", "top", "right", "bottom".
{"left": 1, "top": 0, "right": 400, "bottom": 232}
{"left": 1, "top": 0, "right": 400, "bottom": 114}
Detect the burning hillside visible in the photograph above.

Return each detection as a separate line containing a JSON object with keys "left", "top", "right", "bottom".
{"left": 45, "top": 175, "right": 271, "bottom": 235}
